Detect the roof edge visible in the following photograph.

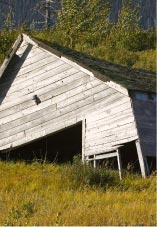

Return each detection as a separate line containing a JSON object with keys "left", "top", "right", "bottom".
{"left": 0, "top": 34, "right": 23, "bottom": 80}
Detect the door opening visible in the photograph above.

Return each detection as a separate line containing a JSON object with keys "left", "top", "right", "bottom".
{"left": 95, "top": 141, "right": 141, "bottom": 174}
{"left": 0, "top": 123, "right": 82, "bottom": 163}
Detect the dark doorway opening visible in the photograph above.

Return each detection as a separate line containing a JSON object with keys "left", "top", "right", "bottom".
{"left": 97, "top": 156, "right": 118, "bottom": 170}
{"left": 146, "top": 156, "right": 156, "bottom": 174}
{"left": 119, "top": 141, "right": 141, "bottom": 173}
{"left": 97, "top": 141, "right": 141, "bottom": 173}
{"left": 0, "top": 123, "right": 82, "bottom": 163}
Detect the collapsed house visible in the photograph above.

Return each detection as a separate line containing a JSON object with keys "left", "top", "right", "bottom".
{"left": 0, "top": 34, "right": 156, "bottom": 177}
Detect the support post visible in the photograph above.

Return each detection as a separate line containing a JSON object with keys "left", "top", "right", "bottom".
{"left": 135, "top": 140, "right": 147, "bottom": 178}
{"left": 93, "top": 155, "right": 96, "bottom": 168}
{"left": 117, "top": 149, "right": 122, "bottom": 180}
{"left": 82, "top": 119, "right": 86, "bottom": 164}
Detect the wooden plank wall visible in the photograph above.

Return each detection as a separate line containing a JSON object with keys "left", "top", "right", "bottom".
{"left": 132, "top": 99, "right": 156, "bottom": 157}
{"left": 0, "top": 40, "right": 138, "bottom": 154}
{"left": 85, "top": 96, "right": 138, "bottom": 156}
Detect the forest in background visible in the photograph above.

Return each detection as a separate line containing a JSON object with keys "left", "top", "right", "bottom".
{"left": 0, "top": 0, "right": 156, "bottom": 71}
{"left": 0, "top": 0, "right": 156, "bottom": 30}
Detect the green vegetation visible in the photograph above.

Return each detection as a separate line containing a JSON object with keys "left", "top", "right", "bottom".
{"left": 0, "top": 160, "right": 156, "bottom": 226}
{"left": 56, "top": 0, "right": 111, "bottom": 48}
{"left": 0, "top": 29, "right": 22, "bottom": 65}
{"left": 0, "top": 0, "right": 156, "bottom": 71}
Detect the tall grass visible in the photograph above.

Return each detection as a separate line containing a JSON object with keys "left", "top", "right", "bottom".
{"left": 0, "top": 160, "right": 156, "bottom": 226}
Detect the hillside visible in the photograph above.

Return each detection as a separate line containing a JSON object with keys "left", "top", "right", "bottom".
{"left": 0, "top": 0, "right": 156, "bottom": 30}
{"left": 0, "top": 161, "right": 156, "bottom": 226}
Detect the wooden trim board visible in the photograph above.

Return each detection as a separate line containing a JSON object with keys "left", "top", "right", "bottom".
{"left": 0, "top": 34, "right": 23, "bottom": 79}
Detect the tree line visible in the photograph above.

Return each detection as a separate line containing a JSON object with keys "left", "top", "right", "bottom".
{"left": 0, "top": 0, "right": 156, "bottom": 71}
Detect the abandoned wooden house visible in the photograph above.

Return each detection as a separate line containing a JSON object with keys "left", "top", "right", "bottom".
{"left": 0, "top": 34, "right": 156, "bottom": 178}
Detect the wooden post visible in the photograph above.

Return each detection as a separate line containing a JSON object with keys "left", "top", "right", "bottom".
{"left": 93, "top": 155, "right": 96, "bottom": 168}
{"left": 82, "top": 119, "right": 86, "bottom": 163}
{"left": 135, "top": 140, "right": 147, "bottom": 178}
{"left": 117, "top": 149, "right": 122, "bottom": 180}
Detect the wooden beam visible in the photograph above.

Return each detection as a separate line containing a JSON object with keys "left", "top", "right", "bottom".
{"left": 117, "top": 149, "right": 122, "bottom": 180}
{"left": 82, "top": 119, "right": 86, "bottom": 163}
{"left": 135, "top": 139, "right": 147, "bottom": 178}
{"left": 0, "top": 34, "right": 23, "bottom": 79}
{"left": 86, "top": 145, "right": 123, "bottom": 156}
{"left": 93, "top": 155, "right": 96, "bottom": 168}
{"left": 86, "top": 152, "right": 117, "bottom": 161}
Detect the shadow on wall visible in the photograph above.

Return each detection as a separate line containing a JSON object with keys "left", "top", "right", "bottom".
{"left": 0, "top": 44, "right": 33, "bottom": 105}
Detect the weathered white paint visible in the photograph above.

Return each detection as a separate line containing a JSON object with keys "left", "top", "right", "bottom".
{"left": 0, "top": 40, "right": 137, "bottom": 152}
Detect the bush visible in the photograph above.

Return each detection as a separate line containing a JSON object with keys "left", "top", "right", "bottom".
{"left": 133, "top": 50, "right": 156, "bottom": 71}
{"left": 71, "top": 155, "right": 119, "bottom": 188}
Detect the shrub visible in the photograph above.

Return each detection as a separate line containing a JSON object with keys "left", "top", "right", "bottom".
{"left": 133, "top": 50, "right": 156, "bottom": 71}
{"left": 71, "top": 155, "right": 119, "bottom": 188}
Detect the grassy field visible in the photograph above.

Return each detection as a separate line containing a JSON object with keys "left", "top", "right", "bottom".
{"left": 0, "top": 160, "right": 156, "bottom": 226}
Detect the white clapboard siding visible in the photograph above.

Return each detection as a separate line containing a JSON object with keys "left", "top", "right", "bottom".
{"left": 0, "top": 60, "right": 66, "bottom": 95}
{"left": 0, "top": 39, "right": 138, "bottom": 152}
{"left": 86, "top": 138, "right": 139, "bottom": 156}
{"left": 0, "top": 57, "right": 60, "bottom": 91}
{"left": 57, "top": 84, "right": 109, "bottom": 109}
{"left": 0, "top": 59, "right": 62, "bottom": 90}
{"left": 86, "top": 97, "right": 131, "bottom": 124}
{"left": 8, "top": 55, "right": 57, "bottom": 79}
{"left": 0, "top": 92, "right": 125, "bottom": 149}
{"left": 86, "top": 114, "right": 136, "bottom": 140}
{"left": 86, "top": 127, "right": 138, "bottom": 147}
{"left": 86, "top": 122, "right": 137, "bottom": 142}
{"left": 85, "top": 93, "right": 138, "bottom": 155}
{"left": 86, "top": 136, "right": 138, "bottom": 156}
{"left": 7, "top": 49, "right": 51, "bottom": 73}
{"left": 0, "top": 77, "right": 98, "bottom": 119}
{"left": 0, "top": 75, "right": 90, "bottom": 113}
{"left": 0, "top": 75, "right": 90, "bottom": 125}
{"left": 86, "top": 111, "right": 134, "bottom": 134}
{"left": 0, "top": 69, "right": 86, "bottom": 105}
{"left": 58, "top": 90, "right": 119, "bottom": 115}
{"left": 87, "top": 104, "right": 132, "bottom": 129}
{"left": 1, "top": 67, "right": 80, "bottom": 99}
{"left": 0, "top": 79, "right": 103, "bottom": 137}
